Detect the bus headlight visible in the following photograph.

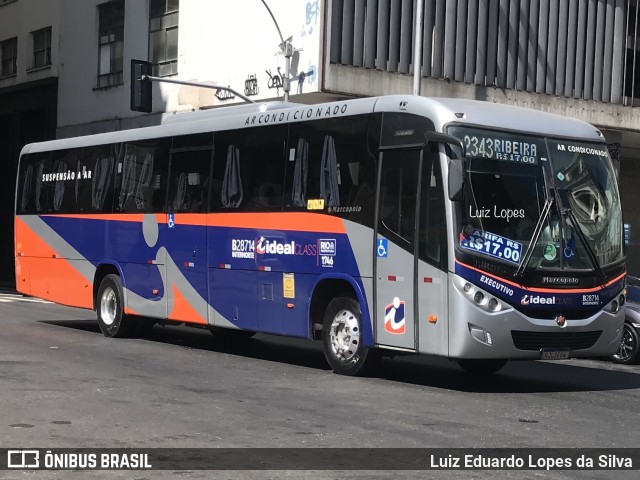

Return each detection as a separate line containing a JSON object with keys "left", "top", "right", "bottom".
{"left": 488, "top": 298, "right": 500, "bottom": 311}
{"left": 455, "top": 276, "right": 510, "bottom": 314}
{"left": 610, "top": 300, "right": 619, "bottom": 313}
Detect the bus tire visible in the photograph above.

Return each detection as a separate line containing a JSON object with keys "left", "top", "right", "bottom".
{"left": 96, "top": 274, "right": 133, "bottom": 338}
{"left": 457, "top": 359, "right": 508, "bottom": 375}
{"left": 322, "top": 296, "right": 378, "bottom": 376}
{"left": 610, "top": 322, "right": 640, "bottom": 365}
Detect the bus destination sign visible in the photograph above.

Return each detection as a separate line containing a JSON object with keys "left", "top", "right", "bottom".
{"left": 450, "top": 127, "right": 545, "bottom": 165}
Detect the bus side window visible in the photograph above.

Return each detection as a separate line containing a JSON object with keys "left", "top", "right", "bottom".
{"left": 115, "top": 139, "right": 169, "bottom": 213}
{"left": 212, "top": 131, "right": 242, "bottom": 210}
{"left": 77, "top": 144, "right": 116, "bottom": 213}
{"left": 418, "top": 147, "right": 447, "bottom": 269}
{"left": 212, "top": 125, "right": 286, "bottom": 212}
{"left": 379, "top": 153, "right": 419, "bottom": 249}
{"left": 285, "top": 115, "right": 379, "bottom": 228}
{"left": 168, "top": 149, "right": 212, "bottom": 214}
{"left": 49, "top": 149, "right": 80, "bottom": 213}
{"left": 17, "top": 152, "right": 50, "bottom": 214}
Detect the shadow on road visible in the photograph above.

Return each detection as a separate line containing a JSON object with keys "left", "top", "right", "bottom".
{"left": 41, "top": 319, "right": 640, "bottom": 394}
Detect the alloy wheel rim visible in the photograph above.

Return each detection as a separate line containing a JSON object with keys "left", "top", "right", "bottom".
{"left": 613, "top": 325, "right": 636, "bottom": 362}
{"left": 100, "top": 287, "right": 117, "bottom": 326}
{"left": 329, "top": 308, "right": 360, "bottom": 362}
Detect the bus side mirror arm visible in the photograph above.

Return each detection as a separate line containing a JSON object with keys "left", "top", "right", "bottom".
{"left": 424, "top": 132, "right": 466, "bottom": 202}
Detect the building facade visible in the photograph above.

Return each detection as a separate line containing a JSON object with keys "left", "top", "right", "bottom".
{"left": 325, "top": 0, "right": 640, "bottom": 273}
{"left": 3, "top": 0, "right": 640, "bottom": 283}
{"left": 56, "top": 0, "right": 324, "bottom": 137}
{"left": 0, "top": 0, "right": 59, "bottom": 283}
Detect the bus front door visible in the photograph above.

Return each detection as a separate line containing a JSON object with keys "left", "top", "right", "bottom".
{"left": 375, "top": 148, "right": 421, "bottom": 350}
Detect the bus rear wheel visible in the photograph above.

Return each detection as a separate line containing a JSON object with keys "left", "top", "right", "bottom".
{"left": 457, "top": 359, "right": 508, "bottom": 375}
{"left": 322, "top": 296, "right": 378, "bottom": 376}
{"left": 96, "top": 274, "right": 133, "bottom": 338}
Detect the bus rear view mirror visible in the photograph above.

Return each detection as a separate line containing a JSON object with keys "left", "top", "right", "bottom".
{"left": 424, "top": 132, "right": 465, "bottom": 202}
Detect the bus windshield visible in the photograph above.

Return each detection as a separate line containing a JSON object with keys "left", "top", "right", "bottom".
{"left": 449, "top": 126, "right": 623, "bottom": 272}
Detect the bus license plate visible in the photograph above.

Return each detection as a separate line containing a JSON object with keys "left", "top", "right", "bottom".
{"left": 541, "top": 349, "right": 570, "bottom": 360}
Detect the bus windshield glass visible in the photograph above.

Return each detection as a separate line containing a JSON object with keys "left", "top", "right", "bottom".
{"left": 449, "top": 126, "right": 623, "bottom": 272}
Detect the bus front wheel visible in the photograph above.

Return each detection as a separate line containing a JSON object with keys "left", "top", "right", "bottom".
{"left": 457, "top": 359, "right": 508, "bottom": 375}
{"left": 322, "top": 296, "right": 378, "bottom": 376}
{"left": 611, "top": 322, "right": 640, "bottom": 364}
{"left": 96, "top": 274, "right": 133, "bottom": 338}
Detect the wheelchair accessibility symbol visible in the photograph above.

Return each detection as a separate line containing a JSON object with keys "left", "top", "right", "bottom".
{"left": 168, "top": 214, "right": 175, "bottom": 229}
{"left": 377, "top": 239, "right": 388, "bottom": 258}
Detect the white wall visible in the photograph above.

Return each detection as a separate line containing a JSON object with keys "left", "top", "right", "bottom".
{"left": 57, "top": 0, "right": 323, "bottom": 136}
{"left": 177, "top": 0, "right": 322, "bottom": 104}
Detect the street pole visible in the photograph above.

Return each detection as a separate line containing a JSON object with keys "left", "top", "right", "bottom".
{"left": 261, "top": 0, "right": 292, "bottom": 102}
{"left": 413, "top": 0, "right": 424, "bottom": 96}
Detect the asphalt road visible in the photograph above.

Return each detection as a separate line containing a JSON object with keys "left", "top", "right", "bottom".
{"left": 1, "top": 291, "right": 640, "bottom": 480}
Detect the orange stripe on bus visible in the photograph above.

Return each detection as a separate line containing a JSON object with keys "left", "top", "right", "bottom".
{"left": 14, "top": 218, "right": 93, "bottom": 308}
{"left": 42, "top": 213, "right": 166, "bottom": 224}
{"left": 168, "top": 284, "right": 208, "bottom": 325}
{"left": 207, "top": 212, "right": 347, "bottom": 233}
{"left": 35, "top": 212, "right": 346, "bottom": 233}
{"left": 455, "top": 259, "right": 625, "bottom": 294}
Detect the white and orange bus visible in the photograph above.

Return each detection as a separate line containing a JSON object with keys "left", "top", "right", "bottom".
{"left": 15, "top": 95, "right": 626, "bottom": 375}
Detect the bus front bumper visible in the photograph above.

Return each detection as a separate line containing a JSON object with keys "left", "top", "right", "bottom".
{"left": 447, "top": 277, "right": 625, "bottom": 360}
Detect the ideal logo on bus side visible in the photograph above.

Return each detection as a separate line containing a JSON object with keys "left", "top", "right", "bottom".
{"left": 256, "top": 237, "right": 317, "bottom": 256}
{"left": 231, "top": 237, "right": 337, "bottom": 266}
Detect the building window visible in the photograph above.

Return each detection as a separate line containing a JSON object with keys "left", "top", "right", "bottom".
{"left": 149, "top": 0, "right": 179, "bottom": 77}
{"left": 97, "top": 0, "right": 124, "bottom": 88}
{"left": 31, "top": 27, "right": 52, "bottom": 69}
{"left": 0, "top": 37, "right": 17, "bottom": 77}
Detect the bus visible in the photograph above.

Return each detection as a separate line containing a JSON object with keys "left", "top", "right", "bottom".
{"left": 15, "top": 95, "right": 626, "bottom": 375}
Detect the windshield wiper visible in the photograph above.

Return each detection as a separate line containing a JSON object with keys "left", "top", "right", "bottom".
{"left": 514, "top": 196, "right": 554, "bottom": 277}
{"left": 562, "top": 205, "right": 606, "bottom": 284}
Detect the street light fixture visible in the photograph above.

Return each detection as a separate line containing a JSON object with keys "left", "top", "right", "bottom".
{"left": 260, "top": 0, "right": 293, "bottom": 102}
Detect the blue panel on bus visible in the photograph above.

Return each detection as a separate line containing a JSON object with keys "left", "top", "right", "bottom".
{"left": 33, "top": 214, "right": 374, "bottom": 345}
